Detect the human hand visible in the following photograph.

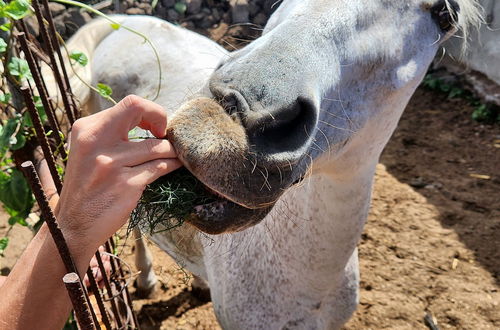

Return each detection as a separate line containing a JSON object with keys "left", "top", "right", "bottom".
{"left": 82, "top": 246, "right": 111, "bottom": 289}
{"left": 55, "top": 95, "right": 182, "bottom": 262}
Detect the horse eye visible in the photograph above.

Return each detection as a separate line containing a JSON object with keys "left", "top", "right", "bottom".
{"left": 431, "top": 0, "right": 460, "bottom": 32}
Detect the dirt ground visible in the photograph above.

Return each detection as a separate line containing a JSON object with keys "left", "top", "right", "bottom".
{"left": 1, "top": 8, "right": 499, "bottom": 330}
{"left": 113, "top": 87, "right": 499, "bottom": 330}
{"left": 0, "top": 75, "right": 499, "bottom": 330}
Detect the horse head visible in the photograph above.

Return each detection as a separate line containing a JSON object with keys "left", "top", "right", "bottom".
{"left": 167, "top": 0, "right": 480, "bottom": 234}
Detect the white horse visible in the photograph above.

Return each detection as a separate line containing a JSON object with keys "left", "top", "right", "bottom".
{"left": 63, "top": 0, "right": 481, "bottom": 328}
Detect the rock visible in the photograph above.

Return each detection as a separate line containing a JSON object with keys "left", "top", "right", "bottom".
{"left": 126, "top": 7, "right": 146, "bottom": 15}
{"left": 167, "top": 8, "right": 180, "bottom": 21}
{"left": 61, "top": 8, "right": 91, "bottom": 36}
{"left": 230, "top": 0, "right": 249, "bottom": 23}
{"left": 253, "top": 12, "right": 267, "bottom": 26}
{"left": 52, "top": 14, "right": 66, "bottom": 37}
{"left": 24, "top": 16, "right": 39, "bottom": 38}
{"left": 198, "top": 15, "right": 214, "bottom": 29}
{"left": 248, "top": 2, "right": 260, "bottom": 17}
{"left": 186, "top": 0, "right": 202, "bottom": 15}
{"left": 137, "top": 2, "right": 152, "bottom": 15}
{"left": 409, "top": 177, "right": 427, "bottom": 189}
{"left": 212, "top": 8, "right": 221, "bottom": 21}
{"left": 181, "top": 21, "right": 196, "bottom": 29}
{"left": 155, "top": 4, "right": 168, "bottom": 18}
{"left": 48, "top": 2, "right": 66, "bottom": 16}
{"left": 161, "top": 0, "right": 176, "bottom": 8}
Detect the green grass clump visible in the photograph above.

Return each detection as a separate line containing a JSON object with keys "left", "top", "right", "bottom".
{"left": 129, "top": 168, "right": 217, "bottom": 235}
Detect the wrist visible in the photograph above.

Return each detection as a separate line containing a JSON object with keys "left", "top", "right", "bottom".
{"left": 40, "top": 222, "right": 97, "bottom": 276}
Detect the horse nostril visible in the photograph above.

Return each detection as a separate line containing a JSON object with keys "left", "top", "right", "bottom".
{"left": 247, "top": 97, "right": 317, "bottom": 155}
{"left": 220, "top": 93, "right": 239, "bottom": 115}
{"left": 210, "top": 85, "right": 250, "bottom": 116}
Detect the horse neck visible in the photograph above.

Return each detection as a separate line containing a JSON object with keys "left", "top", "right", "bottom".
{"left": 253, "top": 88, "right": 409, "bottom": 287}
{"left": 251, "top": 164, "right": 374, "bottom": 291}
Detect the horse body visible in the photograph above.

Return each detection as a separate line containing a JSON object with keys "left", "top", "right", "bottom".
{"left": 66, "top": 1, "right": 481, "bottom": 328}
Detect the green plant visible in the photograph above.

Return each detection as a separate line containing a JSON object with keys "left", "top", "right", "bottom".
{"left": 52, "top": 0, "right": 163, "bottom": 101}
{"left": 471, "top": 103, "right": 500, "bottom": 123}
{"left": 0, "top": 0, "right": 167, "bottom": 255}
{"left": 422, "top": 73, "right": 499, "bottom": 124}
{"left": 129, "top": 168, "right": 217, "bottom": 235}
{"left": 0, "top": 0, "right": 41, "bottom": 252}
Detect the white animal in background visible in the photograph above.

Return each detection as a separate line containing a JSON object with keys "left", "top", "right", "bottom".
{"left": 62, "top": 1, "right": 481, "bottom": 328}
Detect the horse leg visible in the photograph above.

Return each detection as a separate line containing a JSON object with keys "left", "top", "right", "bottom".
{"left": 133, "top": 228, "right": 157, "bottom": 298}
{"left": 191, "top": 274, "right": 211, "bottom": 302}
{"left": 324, "top": 248, "right": 360, "bottom": 329}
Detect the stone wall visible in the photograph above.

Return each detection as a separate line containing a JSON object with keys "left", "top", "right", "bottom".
{"left": 441, "top": 0, "right": 500, "bottom": 104}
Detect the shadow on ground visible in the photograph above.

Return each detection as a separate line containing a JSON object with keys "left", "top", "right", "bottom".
{"left": 381, "top": 87, "right": 500, "bottom": 284}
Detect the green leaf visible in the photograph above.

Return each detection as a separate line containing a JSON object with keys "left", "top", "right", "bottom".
{"left": 0, "top": 38, "right": 6, "bottom": 53}
{"left": 22, "top": 99, "right": 47, "bottom": 127}
{"left": 7, "top": 57, "right": 32, "bottom": 81}
{"left": 96, "top": 83, "right": 113, "bottom": 98}
{"left": 0, "top": 237, "right": 8, "bottom": 256}
{"left": 174, "top": 2, "right": 187, "bottom": 15}
{"left": 0, "top": 117, "right": 21, "bottom": 150}
{"left": 0, "top": 169, "right": 34, "bottom": 222}
{"left": 2, "top": 0, "right": 31, "bottom": 20}
{"left": 110, "top": 23, "right": 120, "bottom": 30}
{"left": 69, "top": 51, "right": 88, "bottom": 67}
{"left": 0, "top": 93, "right": 10, "bottom": 104}
{"left": 0, "top": 22, "right": 12, "bottom": 32}
{"left": 10, "top": 133, "right": 25, "bottom": 150}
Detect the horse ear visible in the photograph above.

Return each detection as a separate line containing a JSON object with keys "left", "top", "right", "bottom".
{"left": 431, "top": 0, "right": 460, "bottom": 32}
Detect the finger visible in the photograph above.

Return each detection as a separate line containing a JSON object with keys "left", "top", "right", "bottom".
{"left": 127, "top": 159, "right": 183, "bottom": 187}
{"left": 114, "top": 139, "right": 177, "bottom": 166}
{"left": 110, "top": 95, "right": 168, "bottom": 139}
{"left": 83, "top": 274, "right": 90, "bottom": 287}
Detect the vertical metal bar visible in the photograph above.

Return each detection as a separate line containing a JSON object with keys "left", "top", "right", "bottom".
{"left": 107, "top": 239, "right": 140, "bottom": 328}
{"left": 63, "top": 273, "right": 97, "bottom": 330}
{"left": 40, "top": 0, "right": 79, "bottom": 120}
{"left": 17, "top": 20, "right": 63, "bottom": 133}
{"left": 96, "top": 251, "right": 124, "bottom": 328}
{"left": 17, "top": 33, "right": 68, "bottom": 161}
{"left": 86, "top": 268, "right": 113, "bottom": 330}
{"left": 20, "top": 87, "right": 63, "bottom": 193}
{"left": 21, "top": 161, "right": 100, "bottom": 327}
{"left": 31, "top": 0, "right": 75, "bottom": 125}
{"left": 21, "top": 161, "right": 73, "bottom": 270}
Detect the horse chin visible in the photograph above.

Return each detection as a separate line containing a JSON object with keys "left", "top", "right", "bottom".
{"left": 187, "top": 198, "right": 273, "bottom": 235}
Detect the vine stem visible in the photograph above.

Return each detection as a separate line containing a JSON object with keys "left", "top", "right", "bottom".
{"left": 56, "top": 32, "right": 117, "bottom": 105}
{"left": 51, "top": 0, "right": 163, "bottom": 101}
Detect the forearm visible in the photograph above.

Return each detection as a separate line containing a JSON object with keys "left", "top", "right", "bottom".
{"left": 0, "top": 224, "right": 95, "bottom": 329}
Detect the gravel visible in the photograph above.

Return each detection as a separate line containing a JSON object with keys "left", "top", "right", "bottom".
{"left": 42, "top": 0, "right": 277, "bottom": 41}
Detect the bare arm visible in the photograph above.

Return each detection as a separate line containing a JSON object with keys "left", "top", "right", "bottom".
{"left": 0, "top": 96, "right": 181, "bottom": 329}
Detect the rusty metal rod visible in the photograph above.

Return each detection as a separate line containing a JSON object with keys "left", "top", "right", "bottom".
{"left": 106, "top": 239, "right": 139, "bottom": 328}
{"left": 17, "top": 20, "right": 63, "bottom": 132}
{"left": 86, "top": 268, "right": 113, "bottom": 330}
{"left": 31, "top": 0, "right": 75, "bottom": 125}
{"left": 17, "top": 33, "right": 67, "bottom": 161}
{"left": 21, "top": 161, "right": 99, "bottom": 327}
{"left": 40, "top": 0, "right": 79, "bottom": 121}
{"left": 104, "top": 240, "right": 136, "bottom": 328}
{"left": 21, "top": 161, "right": 74, "bottom": 271}
{"left": 63, "top": 273, "right": 97, "bottom": 330}
{"left": 21, "top": 87, "right": 63, "bottom": 193}
{"left": 95, "top": 251, "right": 124, "bottom": 328}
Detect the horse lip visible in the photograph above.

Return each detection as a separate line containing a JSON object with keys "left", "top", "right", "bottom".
{"left": 177, "top": 161, "right": 269, "bottom": 210}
